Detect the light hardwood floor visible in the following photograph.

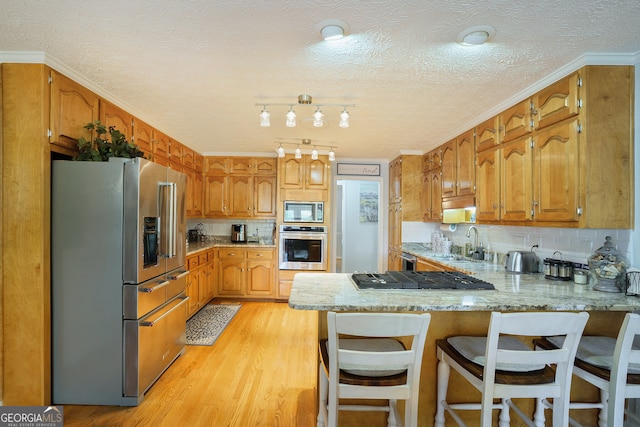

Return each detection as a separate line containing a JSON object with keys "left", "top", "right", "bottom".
{"left": 61, "top": 302, "right": 318, "bottom": 427}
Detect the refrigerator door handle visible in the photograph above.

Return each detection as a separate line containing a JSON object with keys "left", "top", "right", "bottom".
{"left": 159, "top": 182, "right": 177, "bottom": 259}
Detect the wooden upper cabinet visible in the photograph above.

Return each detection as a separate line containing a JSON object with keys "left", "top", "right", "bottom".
{"left": 152, "top": 130, "right": 170, "bottom": 160}
{"left": 456, "top": 129, "right": 475, "bottom": 197}
{"left": 132, "top": 118, "right": 153, "bottom": 157}
{"left": 475, "top": 147, "right": 501, "bottom": 222}
{"left": 278, "top": 154, "right": 329, "bottom": 190}
{"left": 389, "top": 157, "right": 402, "bottom": 203}
{"left": 229, "top": 157, "right": 252, "bottom": 174}
{"left": 423, "top": 148, "right": 442, "bottom": 172}
{"left": 532, "top": 118, "right": 580, "bottom": 223}
{"left": 499, "top": 99, "right": 533, "bottom": 143}
{"left": 254, "top": 158, "right": 277, "bottom": 175}
{"left": 305, "top": 156, "right": 329, "bottom": 189}
{"left": 99, "top": 100, "right": 133, "bottom": 142}
{"left": 205, "top": 157, "right": 229, "bottom": 175}
{"left": 182, "top": 146, "right": 194, "bottom": 170}
{"left": 49, "top": 69, "right": 100, "bottom": 152}
{"left": 228, "top": 175, "right": 253, "bottom": 217}
{"left": 475, "top": 116, "right": 500, "bottom": 152}
{"left": 194, "top": 153, "right": 204, "bottom": 172}
{"left": 440, "top": 139, "right": 456, "bottom": 199}
{"left": 533, "top": 72, "right": 580, "bottom": 131}
{"left": 169, "top": 139, "right": 183, "bottom": 165}
{"left": 500, "top": 136, "right": 533, "bottom": 222}
{"left": 254, "top": 176, "right": 277, "bottom": 217}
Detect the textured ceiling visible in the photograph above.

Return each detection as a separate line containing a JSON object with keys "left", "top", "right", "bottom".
{"left": 1, "top": 0, "right": 639, "bottom": 160}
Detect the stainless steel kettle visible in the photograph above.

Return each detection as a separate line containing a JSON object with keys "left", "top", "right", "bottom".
{"left": 505, "top": 251, "right": 539, "bottom": 273}
{"left": 231, "top": 224, "right": 247, "bottom": 243}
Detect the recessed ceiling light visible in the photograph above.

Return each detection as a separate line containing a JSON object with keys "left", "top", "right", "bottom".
{"left": 316, "top": 19, "right": 350, "bottom": 41}
{"left": 456, "top": 25, "right": 496, "bottom": 46}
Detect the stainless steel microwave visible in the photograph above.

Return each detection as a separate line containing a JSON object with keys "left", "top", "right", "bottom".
{"left": 283, "top": 201, "right": 324, "bottom": 223}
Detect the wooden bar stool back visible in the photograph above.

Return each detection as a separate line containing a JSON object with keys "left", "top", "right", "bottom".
{"left": 317, "top": 311, "right": 431, "bottom": 427}
{"left": 435, "top": 311, "right": 589, "bottom": 427}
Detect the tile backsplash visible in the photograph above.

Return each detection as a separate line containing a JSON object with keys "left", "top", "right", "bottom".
{"left": 403, "top": 221, "right": 632, "bottom": 266}
{"left": 187, "top": 218, "right": 276, "bottom": 241}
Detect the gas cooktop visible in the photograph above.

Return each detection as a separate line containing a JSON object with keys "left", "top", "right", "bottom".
{"left": 351, "top": 271, "right": 495, "bottom": 290}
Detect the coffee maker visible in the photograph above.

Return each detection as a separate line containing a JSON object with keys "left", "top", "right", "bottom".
{"left": 231, "top": 224, "right": 247, "bottom": 243}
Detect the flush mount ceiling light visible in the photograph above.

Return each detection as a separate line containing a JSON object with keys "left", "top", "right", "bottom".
{"left": 456, "top": 25, "right": 496, "bottom": 46}
{"left": 274, "top": 140, "right": 338, "bottom": 161}
{"left": 256, "top": 94, "right": 354, "bottom": 128}
{"left": 317, "top": 19, "right": 350, "bottom": 41}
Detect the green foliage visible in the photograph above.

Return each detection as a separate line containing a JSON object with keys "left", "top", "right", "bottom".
{"left": 73, "top": 120, "right": 145, "bottom": 161}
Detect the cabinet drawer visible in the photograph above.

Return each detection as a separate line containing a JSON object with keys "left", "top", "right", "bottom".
{"left": 247, "top": 249, "right": 274, "bottom": 260}
{"left": 187, "top": 256, "right": 199, "bottom": 270}
{"left": 199, "top": 253, "right": 209, "bottom": 264}
{"left": 218, "top": 248, "right": 245, "bottom": 259}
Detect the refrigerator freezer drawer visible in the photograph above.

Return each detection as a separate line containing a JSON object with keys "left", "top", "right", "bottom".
{"left": 123, "top": 270, "right": 188, "bottom": 319}
{"left": 123, "top": 293, "right": 188, "bottom": 398}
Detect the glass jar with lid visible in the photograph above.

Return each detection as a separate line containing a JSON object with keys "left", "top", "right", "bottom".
{"left": 588, "top": 236, "right": 628, "bottom": 292}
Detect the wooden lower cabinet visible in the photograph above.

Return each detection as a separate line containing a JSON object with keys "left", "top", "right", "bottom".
{"left": 186, "top": 249, "right": 216, "bottom": 318}
{"left": 217, "top": 248, "right": 275, "bottom": 298}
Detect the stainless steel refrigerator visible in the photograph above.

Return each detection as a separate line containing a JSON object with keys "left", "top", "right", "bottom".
{"left": 52, "top": 157, "right": 188, "bottom": 406}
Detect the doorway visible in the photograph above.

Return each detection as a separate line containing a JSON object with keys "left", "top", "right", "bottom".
{"left": 334, "top": 179, "right": 382, "bottom": 273}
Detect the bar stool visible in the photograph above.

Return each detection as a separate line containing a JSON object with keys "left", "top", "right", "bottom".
{"left": 317, "top": 311, "right": 431, "bottom": 427}
{"left": 534, "top": 312, "right": 640, "bottom": 427}
{"left": 435, "top": 311, "right": 589, "bottom": 427}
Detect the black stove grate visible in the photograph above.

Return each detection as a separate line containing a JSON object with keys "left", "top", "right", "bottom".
{"left": 351, "top": 271, "right": 495, "bottom": 290}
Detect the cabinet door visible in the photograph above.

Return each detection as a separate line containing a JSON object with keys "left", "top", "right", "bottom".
{"left": 279, "top": 156, "right": 304, "bottom": 188}
{"left": 182, "top": 146, "right": 194, "bottom": 169}
{"left": 533, "top": 118, "right": 580, "bottom": 222}
{"left": 205, "top": 157, "right": 228, "bottom": 175}
{"left": 501, "top": 137, "right": 533, "bottom": 222}
{"left": 500, "top": 99, "right": 533, "bottom": 143}
{"left": 305, "top": 156, "right": 329, "bottom": 189}
{"left": 152, "top": 130, "right": 170, "bottom": 161}
{"left": 229, "top": 157, "right": 252, "bottom": 174}
{"left": 99, "top": 100, "right": 133, "bottom": 142}
{"left": 422, "top": 173, "right": 433, "bottom": 221}
{"left": 204, "top": 261, "right": 216, "bottom": 301}
{"left": 456, "top": 129, "right": 475, "bottom": 196}
{"left": 228, "top": 175, "right": 253, "bottom": 217}
{"left": 246, "top": 260, "right": 274, "bottom": 296}
{"left": 476, "top": 148, "right": 501, "bottom": 222}
{"left": 194, "top": 153, "right": 204, "bottom": 172}
{"left": 440, "top": 140, "right": 456, "bottom": 199}
{"left": 430, "top": 170, "right": 442, "bottom": 222}
{"left": 254, "top": 158, "right": 277, "bottom": 175}
{"left": 50, "top": 70, "right": 100, "bottom": 151}
{"left": 475, "top": 116, "right": 500, "bottom": 152}
{"left": 389, "top": 158, "right": 402, "bottom": 203}
{"left": 218, "top": 260, "right": 244, "bottom": 295}
{"left": 254, "top": 176, "right": 276, "bottom": 218}
{"left": 133, "top": 118, "right": 153, "bottom": 158}
{"left": 192, "top": 171, "right": 203, "bottom": 217}
{"left": 169, "top": 139, "right": 183, "bottom": 165}
{"left": 534, "top": 72, "right": 580, "bottom": 130}
{"left": 203, "top": 175, "right": 227, "bottom": 217}
{"left": 186, "top": 268, "right": 201, "bottom": 317}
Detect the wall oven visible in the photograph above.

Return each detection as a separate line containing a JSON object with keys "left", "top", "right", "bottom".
{"left": 279, "top": 225, "right": 328, "bottom": 270}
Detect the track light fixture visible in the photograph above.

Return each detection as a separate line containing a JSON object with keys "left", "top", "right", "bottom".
{"left": 273, "top": 140, "right": 338, "bottom": 161}
{"left": 256, "top": 94, "right": 354, "bottom": 128}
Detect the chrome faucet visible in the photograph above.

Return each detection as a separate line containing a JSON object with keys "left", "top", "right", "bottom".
{"left": 466, "top": 226, "right": 478, "bottom": 249}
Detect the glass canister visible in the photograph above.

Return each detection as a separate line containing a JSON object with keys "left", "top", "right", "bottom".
{"left": 588, "top": 236, "right": 628, "bottom": 292}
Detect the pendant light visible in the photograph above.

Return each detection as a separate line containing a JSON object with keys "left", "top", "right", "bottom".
{"left": 311, "top": 147, "right": 319, "bottom": 160}
{"left": 295, "top": 146, "right": 302, "bottom": 159}
{"left": 259, "top": 107, "right": 270, "bottom": 127}
{"left": 285, "top": 107, "right": 296, "bottom": 127}
{"left": 313, "top": 107, "right": 324, "bottom": 127}
{"left": 276, "top": 144, "right": 285, "bottom": 158}
{"left": 339, "top": 107, "right": 349, "bottom": 128}
{"left": 328, "top": 147, "right": 336, "bottom": 161}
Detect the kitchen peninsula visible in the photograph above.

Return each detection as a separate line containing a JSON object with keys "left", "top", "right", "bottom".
{"left": 289, "top": 262, "right": 640, "bottom": 426}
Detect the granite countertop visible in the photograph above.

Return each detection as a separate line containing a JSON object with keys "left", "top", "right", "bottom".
{"left": 186, "top": 238, "right": 275, "bottom": 256}
{"left": 288, "top": 246, "right": 640, "bottom": 312}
